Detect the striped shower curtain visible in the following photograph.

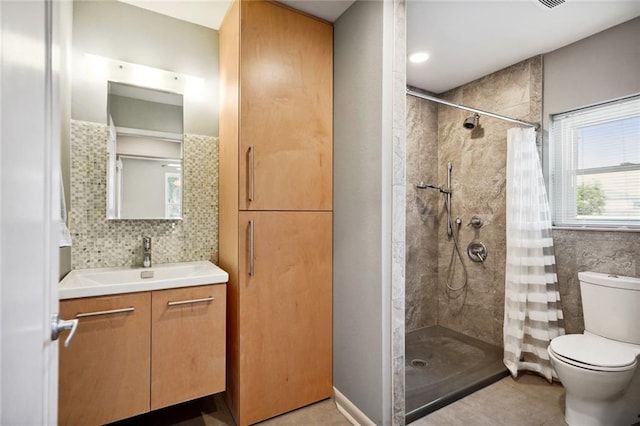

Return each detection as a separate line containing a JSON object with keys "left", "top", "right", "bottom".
{"left": 503, "top": 127, "right": 565, "bottom": 382}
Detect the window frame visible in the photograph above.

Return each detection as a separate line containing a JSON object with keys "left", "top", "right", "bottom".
{"left": 550, "top": 94, "right": 640, "bottom": 230}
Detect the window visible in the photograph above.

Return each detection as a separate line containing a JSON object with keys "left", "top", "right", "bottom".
{"left": 165, "top": 172, "right": 182, "bottom": 219}
{"left": 551, "top": 95, "right": 640, "bottom": 228}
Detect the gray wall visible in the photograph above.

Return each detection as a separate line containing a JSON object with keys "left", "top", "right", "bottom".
{"left": 333, "top": 1, "right": 393, "bottom": 423}
{"left": 543, "top": 17, "right": 640, "bottom": 123}
{"left": 71, "top": 0, "right": 218, "bottom": 136}
{"left": 120, "top": 158, "right": 169, "bottom": 218}
{"left": 109, "top": 95, "right": 183, "bottom": 134}
{"left": 543, "top": 17, "right": 640, "bottom": 334}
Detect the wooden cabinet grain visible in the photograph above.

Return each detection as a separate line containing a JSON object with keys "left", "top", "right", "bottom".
{"left": 219, "top": 1, "right": 333, "bottom": 424}
{"left": 58, "top": 284, "right": 226, "bottom": 426}
{"left": 151, "top": 285, "right": 226, "bottom": 410}
{"left": 237, "top": 212, "right": 332, "bottom": 424}
{"left": 59, "top": 293, "right": 151, "bottom": 426}
{"left": 235, "top": 0, "right": 333, "bottom": 211}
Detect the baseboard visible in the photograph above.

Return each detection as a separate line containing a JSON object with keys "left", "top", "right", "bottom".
{"left": 333, "top": 387, "right": 376, "bottom": 426}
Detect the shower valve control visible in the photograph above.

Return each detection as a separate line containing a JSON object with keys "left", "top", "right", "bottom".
{"left": 467, "top": 241, "right": 488, "bottom": 263}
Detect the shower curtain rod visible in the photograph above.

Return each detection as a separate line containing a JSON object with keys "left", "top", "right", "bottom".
{"left": 406, "top": 88, "right": 540, "bottom": 130}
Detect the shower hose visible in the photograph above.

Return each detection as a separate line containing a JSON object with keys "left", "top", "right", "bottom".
{"left": 444, "top": 197, "right": 468, "bottom": 291}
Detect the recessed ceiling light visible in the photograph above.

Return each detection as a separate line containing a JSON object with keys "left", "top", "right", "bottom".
{"left": 409, "top": 52, "right": 430, "bottom": 63}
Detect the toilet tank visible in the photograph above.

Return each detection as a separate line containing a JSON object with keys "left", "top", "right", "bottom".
{"left": 579, "top": 271, "right": 640, "bottom": 344}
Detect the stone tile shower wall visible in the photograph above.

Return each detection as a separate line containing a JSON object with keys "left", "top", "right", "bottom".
{"left": 436, "top": 57, "right": 542, "bottom": 347}
{"left": 405, "top": 95, "right": 439, "bottom": 332}
{"left": 405, "top": 57, "right": 543, "bottom": 347}
{"left": 70, "top": 120, "right": 218, "bottom": 269}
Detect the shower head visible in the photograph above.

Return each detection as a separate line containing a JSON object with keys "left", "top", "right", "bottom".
{"left": 463, "top": 113, "right": 480, "bottom": 130}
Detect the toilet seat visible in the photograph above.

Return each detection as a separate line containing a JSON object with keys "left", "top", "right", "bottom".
{"left": 550, "top": 334, "right": 637, "bottom": 372}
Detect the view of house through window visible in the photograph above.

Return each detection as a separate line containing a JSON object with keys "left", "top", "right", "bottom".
{"left": 551, "top": 95, "right": 640, "bottom": 228}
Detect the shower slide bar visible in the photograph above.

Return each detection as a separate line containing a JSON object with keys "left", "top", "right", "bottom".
{"left": 406, "top": 88, "right": 540, "bottom": 130}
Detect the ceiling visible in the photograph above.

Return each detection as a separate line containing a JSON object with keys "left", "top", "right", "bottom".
{"left": 119, "top": 0, "right": 640, "bottom": 95}
{"left": 118, "top": 0, "right": 354, "bottom": 30}
{"left": 408, "top": 1, "right": 640, "bottom": 94}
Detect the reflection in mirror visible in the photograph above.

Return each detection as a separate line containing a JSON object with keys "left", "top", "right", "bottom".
{"left": 107, "top": 82, "right": 183, "bottom": 219}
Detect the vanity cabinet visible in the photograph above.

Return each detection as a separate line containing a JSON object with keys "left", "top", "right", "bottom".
{"left": 219, "top": 1, "right": 333, "bottom": 425}
{"left": 151, "top": 284, "right": 226, "bottom": 410}
{"left": 58, "top": 284, "right": 226, "bottom": 426}
{"left": 58, "top": 292, "right": 151, "bottom": 426}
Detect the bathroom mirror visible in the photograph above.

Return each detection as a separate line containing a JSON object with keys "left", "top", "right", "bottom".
{"left": 106, "top": 82, "right": 184, "bottom": 219}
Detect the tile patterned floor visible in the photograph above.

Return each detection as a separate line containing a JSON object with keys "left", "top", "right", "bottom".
{"left": 110, "top": 395, "right": 350, "bottom": 426}
{"left": 111, "top": 374, "right": 567, "bottom": 426}
{"left": 410, "top": 374, "right": 567, "bottom": 426}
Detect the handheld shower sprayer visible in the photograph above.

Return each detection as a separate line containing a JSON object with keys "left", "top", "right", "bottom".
{"left": 415, "top": 182, "right": 450, "bottom": 194}
{"left": 415, "top": 161, "right": 453, "bottom": 236}
{"left": 415, "top": 162, "right": 468, "bottom": 292}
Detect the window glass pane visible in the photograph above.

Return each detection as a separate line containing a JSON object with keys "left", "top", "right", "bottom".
{"left": 576, "top": 171, "right": 640, "bottom": 219}
{"left": 577, "top": 116, "right": 640, "bottom": 170}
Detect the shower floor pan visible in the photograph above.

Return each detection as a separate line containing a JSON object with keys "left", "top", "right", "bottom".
{"left": 405, "top": 325, "right": 509, "bottom": 423}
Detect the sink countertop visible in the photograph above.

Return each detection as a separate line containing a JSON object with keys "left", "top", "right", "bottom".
{"left": 59, "top": 260, "right": 229, "bottom": 300}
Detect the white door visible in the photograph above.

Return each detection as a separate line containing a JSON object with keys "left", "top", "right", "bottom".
{"left": 0, "top": 0, "right": 60, "bottom": 423}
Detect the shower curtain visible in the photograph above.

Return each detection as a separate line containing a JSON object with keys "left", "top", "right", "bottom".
{"left": 503, "top": 127, "right": 565, "bottom": 382}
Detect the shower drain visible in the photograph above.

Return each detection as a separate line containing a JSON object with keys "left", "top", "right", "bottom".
{"left": 410, "top": 359, "right": 428, "bottom": 369}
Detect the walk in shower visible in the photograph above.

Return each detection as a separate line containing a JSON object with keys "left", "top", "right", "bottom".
{"left": 404, "top": 56, "right": 543, "bottom": 423}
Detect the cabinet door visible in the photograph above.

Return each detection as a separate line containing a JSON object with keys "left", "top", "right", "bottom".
{"left": 151, "top": 284, "right": 226, "bottom": 410}
{"left": 238, "top": 211, "right": 332, "bottom": 425}
{"left": 239, "top": 1, "right": 333, "bottom": 211}
{"left": 59, "top": 293, "right": 150, "bottom": 426}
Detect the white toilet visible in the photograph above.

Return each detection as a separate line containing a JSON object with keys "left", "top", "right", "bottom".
{"left": 548, "top": 271, "right": 640, "bottom": 426}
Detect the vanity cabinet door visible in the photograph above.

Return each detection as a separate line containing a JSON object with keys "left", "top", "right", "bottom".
{"left": 237, "top": 211, "right": 332, "bottom": 425}
{"left": 238, "top": 0, "right": 332, "bottom": 211}
{"left": 58, "top": 292, "right": 151, "bottom": 426}
{"left": 151, "top": 284, "right": 226, "bottom": 410}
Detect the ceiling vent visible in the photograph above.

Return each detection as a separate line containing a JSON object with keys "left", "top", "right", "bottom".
{"left": 538, "top": 0, "right": 566, "bottom": 8}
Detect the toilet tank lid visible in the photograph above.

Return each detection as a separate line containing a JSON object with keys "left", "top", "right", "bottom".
{"left": 579, "top": 271, "right": 640, "bottom": 291}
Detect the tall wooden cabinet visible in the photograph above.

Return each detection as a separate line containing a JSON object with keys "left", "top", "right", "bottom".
{"left": 219, "top": 1, "right": 333, "bottom": 424}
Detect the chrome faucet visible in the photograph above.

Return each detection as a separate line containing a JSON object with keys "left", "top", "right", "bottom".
{"left": 142, "top": 237, "right": 152, "bottom": 268}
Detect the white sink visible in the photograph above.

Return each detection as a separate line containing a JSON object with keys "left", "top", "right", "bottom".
{"left": 59, "top": 261, "right": 229, "bottom": 300}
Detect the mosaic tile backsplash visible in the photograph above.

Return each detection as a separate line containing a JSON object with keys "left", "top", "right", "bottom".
{"left": 70, "top": 120, "right": 218, "bottom": 269}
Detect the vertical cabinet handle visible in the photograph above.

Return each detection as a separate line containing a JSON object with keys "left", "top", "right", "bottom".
{"left": 248, "top": 145, "right": 255, "bottom": 202}
{"left": 248, "top": 220, "right": 255, "bottom": 276}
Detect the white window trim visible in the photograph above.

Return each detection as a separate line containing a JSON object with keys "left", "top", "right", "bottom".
{"left": 550, "top": 94, "right": 640, "bottom": 230}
